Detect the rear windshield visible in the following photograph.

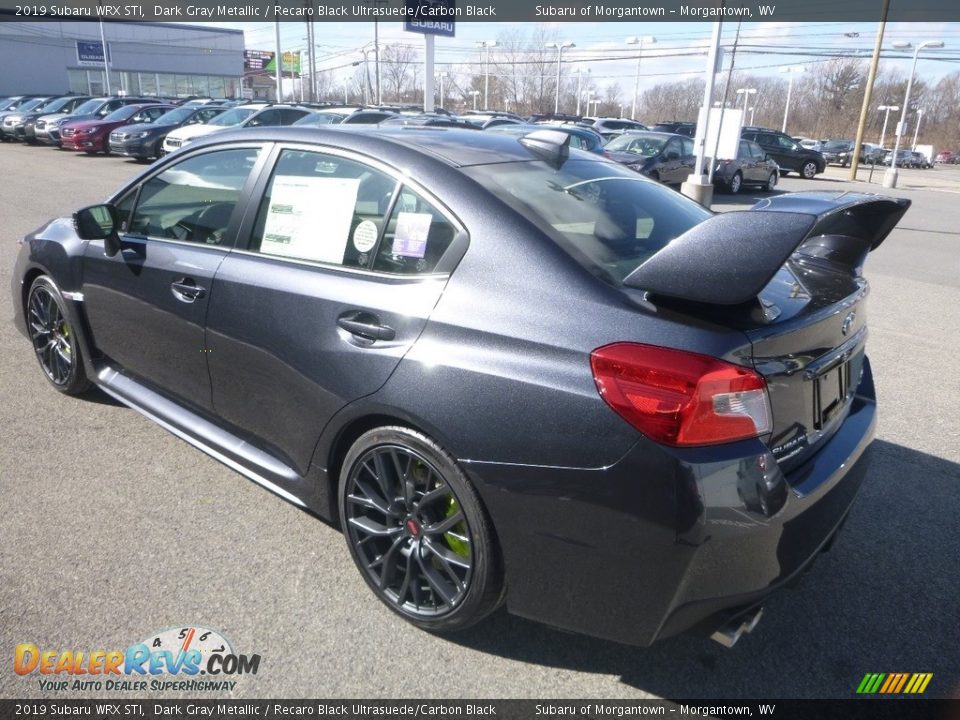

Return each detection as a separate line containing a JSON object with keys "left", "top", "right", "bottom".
{"left": 464, "top": 159, "right": 711, "bottom": 286}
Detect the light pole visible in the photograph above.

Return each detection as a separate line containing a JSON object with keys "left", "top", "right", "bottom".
{"left": 546, "top": 41, "right": 575, "bottom": 115}
{"left": 736, "top": 87, "right": 756, "bottom": 117}
{"left": 780, "top": 66, "right": 804, "bottom": 133}
{"left": 584, "top": 90, "right": 594, "bottom": 117}
{"left": 748, "top": 106, "right": 756, "bottom": 125}
{"left": 477, "top": 40, "right": 497, "bottom": 110}
{"left": 439, "top": 71, "right": 448, "bottom": 110}
{"left": 470, "top": 89, "right": 480, "bottom": 111}
{"left": 877, "top": 104, "right": 899, "bottom": 147}
{"left": 626, "top": 35, "right": 655, "bottom": 121}
{"left": 884, "top": 39, "right": 944, "bottom": 188}
{"left": 911, "top": 108, "right": 924, "bottom": 150}
{"left": 575, "top": 67, "right": 589, "bottom": 116}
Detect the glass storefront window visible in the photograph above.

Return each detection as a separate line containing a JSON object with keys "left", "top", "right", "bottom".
{"left": 139, "top": 73, "right": 158, "bottom": 96}
{"left": 209, "top": 77, "right": 225, "bottom": 98}
{"left": 68, "top": 69, "right": 88, "bottom": 94}
{"left": 158, "top": 74, "right": 176, "bottom": 97}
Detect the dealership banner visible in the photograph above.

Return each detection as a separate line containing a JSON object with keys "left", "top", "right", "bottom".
{"left": 0, "top": 699, "right": 952, "bottom": 719}
{"left": 0, "top": 0, "right": 958, "bottom": 22}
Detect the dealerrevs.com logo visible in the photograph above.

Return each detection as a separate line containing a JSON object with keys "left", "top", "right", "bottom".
{"left": 14, "top": 626, "right": 261, "bottom": 692}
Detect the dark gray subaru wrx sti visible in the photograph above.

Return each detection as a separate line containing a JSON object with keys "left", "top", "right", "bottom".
{"left": 11, "top": 127, "right": 909, "bottom": 647}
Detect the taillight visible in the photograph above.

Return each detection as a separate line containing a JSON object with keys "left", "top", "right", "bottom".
{"left": 590, "top": 343, "right": 771, "bottom": 447}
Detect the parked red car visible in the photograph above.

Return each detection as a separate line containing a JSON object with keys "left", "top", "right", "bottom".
{"left": 60, "top": 103, "right": 174, "bottom": 154}
{"left": 934, "top": 150, "right": 954, "bottom": 164}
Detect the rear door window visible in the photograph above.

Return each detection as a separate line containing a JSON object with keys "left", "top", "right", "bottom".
{"left": 249, "top": 149, "right": 399, "bottom": 269}
{"left": 373, "top": 188, "right": 457, "bottom": 275}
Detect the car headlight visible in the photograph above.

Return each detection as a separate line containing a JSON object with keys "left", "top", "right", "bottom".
{"left": 7, "top": 115, "right": 22, "bottom": 123}
{"left": 132, "top": 132, "right": 151, "bottom": 139}
{"left": 82, "top": 127, "right": 99, "bottom": 135}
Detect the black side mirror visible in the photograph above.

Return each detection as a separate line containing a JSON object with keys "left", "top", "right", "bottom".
{"left": 74, "top": 204, "right": 121, "bottom": 257}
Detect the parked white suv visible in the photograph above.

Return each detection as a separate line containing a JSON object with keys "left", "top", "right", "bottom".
{"left": 162, "top": 103, "right": 268, "bottom": 154}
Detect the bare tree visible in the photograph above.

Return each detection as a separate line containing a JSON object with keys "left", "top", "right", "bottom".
{"left": 381, "top": 43, "right": 417, "bottom": 103}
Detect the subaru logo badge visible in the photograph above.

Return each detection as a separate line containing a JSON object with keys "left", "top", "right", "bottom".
{"left": 842, "top": 310, "right": 856, "bottom": 336}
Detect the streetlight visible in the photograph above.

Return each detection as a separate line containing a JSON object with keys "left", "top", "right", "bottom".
{"left": 911, "top": 108, "right": 924, "bottom": 150}
{"left": 780, "top": 65, "right": 805, "bottom": 133}
{"left": 748, "top": 106, "right": 756, "bottom": 125}
{"left": 884, "top": 40, "right": 944, "bottom": 187}
{"left": 438, "top": 71, "right": 448, "bottom": 110}
{"left": 575, "top": 67, "right": 590, "bottom": 116}
{"left": 626, "top": 35, "right": 655, "bottom": 121}
{"left": 470, "top": 89, "right": 480, "bottom": 111}
{"left": 877, "top": 105, "right": 899, "bottom": 147}
{"left": 546, "top": 41, "right": 575, "bottom": 115}
{"left": 477, "top": 40, "right": 498, "bottom": 110}
{"left": 736, "top": 87, "right": 756, "bottom": 116}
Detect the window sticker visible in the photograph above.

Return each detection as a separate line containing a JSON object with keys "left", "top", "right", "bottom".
{"left": 260, "top": 175, "right": 360, "bottom": 264}
{"left": 393, "top": 212, "right": 432, "bottom": 259}
{"left": 352, "top": 220, "right": 379, "bottom": 253}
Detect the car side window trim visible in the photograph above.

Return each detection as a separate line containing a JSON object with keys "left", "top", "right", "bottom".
{"left": 232, "top": 141, "right": 468, "bottom": 279}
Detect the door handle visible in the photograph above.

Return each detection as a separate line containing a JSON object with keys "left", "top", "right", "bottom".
{"left": 171, "top": 279, "right": 206, "bottom": 302}
{"left": 337, "top": 312, "right": 396, "bottom": 342}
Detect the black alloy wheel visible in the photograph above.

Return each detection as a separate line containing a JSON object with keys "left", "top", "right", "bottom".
{"left": 339, "top": 426, "right": 503, "bottom": 632}
{"left": 27, "top": 276, "right": 89, "bottom": 394}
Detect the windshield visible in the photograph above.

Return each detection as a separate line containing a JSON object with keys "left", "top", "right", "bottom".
{"left": 293, "top": 112, "right": 343, "bottom": 126}
{"left": 103, "top": 105, "right": 143, "bottom": 122}
{"left": 207, "top": 107, "right": 256, "bottom": 126}
{"left": 17, "top": 98, "right": 47, "bottom": 113}
{"left": 71, "top": 99, "right": 105, "bottom": 115}
{"left": 37, "top": 96, "right": 75, "bottom": 113}
{"left": 0, "top": 98, "right": 19, "bottom": 111}
{"left": 464, "top": 159, "right": 711, "bottom": 286}
{"left": 604, "top": 133, "right": 666, "bottom": 156}
{"left": 154, "top": 107, "right": 195, "bottom": 126}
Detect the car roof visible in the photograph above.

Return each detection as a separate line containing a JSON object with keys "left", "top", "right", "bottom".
{"left": 189, "top": 125, "right": 597, "bottom": 168}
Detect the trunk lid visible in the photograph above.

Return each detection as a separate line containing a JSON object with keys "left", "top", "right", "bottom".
{"left": 624, "top": 192, "right": 909, "bottom": 470}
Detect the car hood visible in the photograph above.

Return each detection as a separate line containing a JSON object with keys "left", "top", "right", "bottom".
{"left": 604, "top": 151, "right": 650, "bottom": 166}
{"left": 166, "top": 123, "right": 224, "bottom": 141}
{"left": 118, "top": 122, "right": 165, "bottom": 134}
{"left": 64, "top": 118, "right": 124, "bottom": 132}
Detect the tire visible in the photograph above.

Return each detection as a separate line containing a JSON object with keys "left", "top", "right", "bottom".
{"left": 26, "top": 276, "right": 90, "bottom": 395}
{"left": 647, "top": 170, "right": 660, "bottom": 182}
{"left": 728, "top": 171, "right": 742, "bottom": 194}
{"left": 764, "top": 170, "right": 778, "bottom": 192}
{"left": 339, "top": 426, "right": 503, "bottom": 633}
{"left": 779, "top": 169, "right": 789, "bottom": 177}
{"left": 801, "top": 161, "right": 818, "bottom": 179}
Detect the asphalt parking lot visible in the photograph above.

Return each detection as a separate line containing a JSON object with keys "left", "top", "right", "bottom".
{"left": 1, "top": 143, "right": 958, "bottom": 700}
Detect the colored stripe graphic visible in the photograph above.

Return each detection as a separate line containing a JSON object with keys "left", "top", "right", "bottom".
{"left": 857, "top": 673, "right": 932, "bottom": 694}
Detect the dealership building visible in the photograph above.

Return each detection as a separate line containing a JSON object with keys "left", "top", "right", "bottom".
{"left": 0, "top": 20, "right": 244, "bottom": 98}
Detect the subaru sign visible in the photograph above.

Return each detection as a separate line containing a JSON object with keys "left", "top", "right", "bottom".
{"left": 76, "top": 40, "right": 110, "bottom": 66}
{"left": 404, "top": 0, "right": 456, "bottom": 37}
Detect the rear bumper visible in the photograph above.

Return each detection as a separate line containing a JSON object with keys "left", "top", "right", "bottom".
{"left": 467, "top": 359, "right": 876, "bottom": 646}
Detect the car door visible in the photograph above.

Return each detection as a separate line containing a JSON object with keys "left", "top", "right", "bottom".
{"left": 660, "top": 137, "right": 684, "bottom": 184}
{"left": 205, "top": 145, "right": 461, "bottom": 474}
{"left": 679, "top": 137, "right": 696, "bottom": 180}
{"left": 81, "top": 145, "right": 265, "bottom": 411}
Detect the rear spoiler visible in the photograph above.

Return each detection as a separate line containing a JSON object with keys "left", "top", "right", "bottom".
{"left": 624, "top": 192, "right": 910, "bottom": 306}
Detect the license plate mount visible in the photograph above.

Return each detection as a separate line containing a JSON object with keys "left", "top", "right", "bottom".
{"left": 814, "top": 360, "right": 851, "bottom": 430}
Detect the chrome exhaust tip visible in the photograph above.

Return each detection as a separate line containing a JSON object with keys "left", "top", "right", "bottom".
{"left": 710, "top": 607, "right": 764, "bottom": 648}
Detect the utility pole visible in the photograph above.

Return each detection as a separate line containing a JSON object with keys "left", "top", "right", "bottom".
{"left": 305, "top": 0, "right": 316, "bottom": 101}
{"left": 274, "top": 21, "right": 283, "bottom": 102}
{"left": 849, "top": 0, "right": 890, "bottom": 180}
{"left": 99, "top": 20, "right": 111, "bottom": 95}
